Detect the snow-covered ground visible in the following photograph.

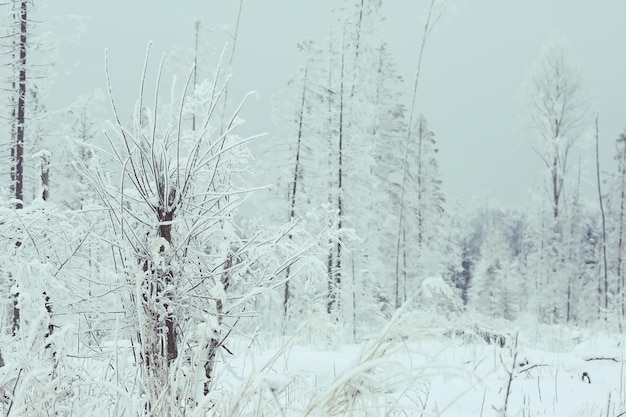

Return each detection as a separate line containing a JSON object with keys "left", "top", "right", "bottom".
{"left": 215, "top": 325, "right": 626, "bottom": 416}
{"left": 2, "top": 315, "right": 623, "bottom": 416}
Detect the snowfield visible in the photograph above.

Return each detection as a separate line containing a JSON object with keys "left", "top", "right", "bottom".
{"left": 212, "top": 325, "right": 626, "bottom": 417}
{"left": 1, "top": 308, "right": 624, "bottom": 416}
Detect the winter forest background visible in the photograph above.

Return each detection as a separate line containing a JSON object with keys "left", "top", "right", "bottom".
{"left": 2, "top": 1, "right": 626, "bottom": 416}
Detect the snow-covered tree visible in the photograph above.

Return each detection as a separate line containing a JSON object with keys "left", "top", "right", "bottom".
{"left": 603, "top": 129, "right": 626, "bottom": 326}
{"left": 468, "top": 209, "right": 520, "bottom": 320}
{"left": 526, "top": 38, "right": 590, "bottom": 220}
{"left": 258, "top": 0, "right": 449, "bottom": 335}
{"left": 615, "top": 131, "right": 626, "bottom": 318}
{"left": 522, "top": 37, "right": 592, "bottom": 322}
{"left": 3, "top": 0, "right": 28, "bottom": 211}
{"left": 73, "top": 43, "right": 318, "bottom": 413}
{"left": 1, "top": 0, "right": 58, "bottom": 340}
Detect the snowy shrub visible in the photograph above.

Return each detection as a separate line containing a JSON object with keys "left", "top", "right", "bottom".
{"left": 62, "top": 45, "right": 323, "bottom": 416}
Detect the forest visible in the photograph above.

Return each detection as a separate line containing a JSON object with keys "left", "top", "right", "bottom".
{"left": 1, "top": 0, "right": 625, "bottom": 416}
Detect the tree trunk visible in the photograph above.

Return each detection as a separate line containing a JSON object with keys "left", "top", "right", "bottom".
{"left": 594, "top": 115, "right": 609, "bottom": 311}
{"left": 394, "top": 0, "right": 437, "bottom": 309}
{"left": 328, "top": 41, "right": 346, "bottom": 314}
{"left": 284, "top": 64, "right": 309, "bottom": 316}
{"left": 348, "top": 0, "right": 365, "bottom": 100}
{"left": 157, "top": 189, "right": 178, "bottom": 365}
{"left": 326, "top": 34, "right": 336, "bottom": 314}
{"left": 14, "top": 0, "right": 27, "bottom": 208}
{"left": 43, "top": 292, "right": 54, "bottom": 354}
{"left": 204, "top": 254, "right": 232, "bottom": 395}
{"left": 37, "top": 150, "right": 50, "bottom": 201}
{"left": 141, "top": 185, "right": 178, "bottom": 377}
{"left": 192, "top": 20, "right": 200, "bottom": 131}
{"left": 417, "top": 117, "right": 424, "bottom": 245}
{"left": 10, "top": 0, "right": 28, "bottom": 337}
{"left": 617, "top": 135, "right": 626, "bottom": 318}
{"left": 220, "top": 0, "right": 244, "bottom": 133}
{"left": 552, "top": 156, "right": 559, "bottom": 219}
{"left": 402, "top": 228, "right": 407, "bottom": 303}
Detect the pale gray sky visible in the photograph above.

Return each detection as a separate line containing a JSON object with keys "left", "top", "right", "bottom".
{"left": 49, "top": 0, "right": 626, "bottom": 210}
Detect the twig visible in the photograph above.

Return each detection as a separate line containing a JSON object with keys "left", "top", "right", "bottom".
{"left": 502, "top": 332, "right": 520, "bottom": 416}
{"left": 479, "top": 389, "right": 486, "bottom": 417}
{"left": 585, "top": 357, "right": 619, "bottom": 362}
{"left": 518, "top": 363, "right": 549, "bottom": 374}
{"left": 6, "top": 368, "right": 22, "bottom": 416}
{"left": 53, "top": 222, "right": 95, "bottom": 277}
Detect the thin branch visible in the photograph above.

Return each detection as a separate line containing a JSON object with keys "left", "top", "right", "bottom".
{"left": 53, "top": 223, "right": 95, "bottom": 277}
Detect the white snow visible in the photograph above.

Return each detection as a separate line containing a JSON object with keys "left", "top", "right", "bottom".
{"left": 190, "top": 328, "right": 626, "bottom": 417}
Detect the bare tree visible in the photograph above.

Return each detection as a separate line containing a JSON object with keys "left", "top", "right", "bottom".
{"left": 615, "top": 131, "right": 626, "bottom": 319}
{"left": 9, "top": 0, "right": 27, "bottom": 210}
{"left": 527, "top": 39, "right": 590, "bottom": 219}
{"left": 220, "top": 0, "right": 244, "bottom": 133}
{"left": 394, "top": 0, "right": 444, "bottom": 308}
{"left": 594, "top": 116, "right": 609, "bottom": 310}
{"left": 4, "top": 0, "right": 29, "bottom": 336}
{"left": 77, "top": 43, "right": 308, "bottom": 414}
{"left": 327, "top": 35, "right": 346, "bottom": 315}
{"left": 283, "top": 43, "right": 312, "bottom": 316}
{"left": 525, "top": 39, "right": 592, "bottom": 321}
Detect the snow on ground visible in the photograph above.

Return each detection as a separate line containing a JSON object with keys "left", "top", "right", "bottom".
{"left": 217, "top": 329, "right": 626, "bottom": 416}
{"left": 21, "top": 320, "right": 621, "bottom": 416}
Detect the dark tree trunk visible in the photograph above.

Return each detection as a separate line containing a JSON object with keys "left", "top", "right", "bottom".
{"left": 157, "top": 188, "right": 178, "bottom": 364}
{"left": 552, "top": 156, "right": 559, "bottom": 219}
{"left": 14, "top": 0, "right": 27, "bottom": 208}
{"left": 43, "top": 292, "right": 54, "bottom": 356}
{"left": 284, "top": 64, "right": 309, "bottom": 316}
{"left": 140, "top": 185, "right": 178, "bottom": 375}
{"left": 11, "top": 0, "right": 28, "bottom": 337}
{"left": 11, "top": 279, "right": 20, "bottom": 337}
{"left": 328, "top": 42, "right": 345, "bottom": 314}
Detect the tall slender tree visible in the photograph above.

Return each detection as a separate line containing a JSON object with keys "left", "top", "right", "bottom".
{"left": 8, "top": 0, "right": 27, "bottom": 210}
{"left": 526, "top": 39, "right": 590, "bottom": 220}
{"left": 3, "top": 0, "right": 29, "bottom": 336}
{"left": 327, "top": 33, "right": 346, "bottom": 314}
{"left": 393, "top": 0, "right": 444, "bottom": 308}
{"left": 594, "top": 116, "right": 609, "bottom": 310}
{"left": 524, "top": 38, "right": 591, "bottom": 321}
{"left": 616, "top": 131, "right": 626, "bottom": 318}
{"left": 281, "top": 41, "right": 321, "bottom": 316}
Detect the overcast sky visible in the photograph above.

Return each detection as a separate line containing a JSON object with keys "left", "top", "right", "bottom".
{"left": 49, "top": 0, "right": 626, "bottom": 211}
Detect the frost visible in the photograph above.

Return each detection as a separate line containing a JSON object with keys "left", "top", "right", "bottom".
{"left": 31, "top": 149, "right": 52, "bottom": 161}
{"left": 420, "top": 276, "right": 455, "bottom": 300}
{"left": 150, "top": 236, "right": 170, "bottom": 267}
